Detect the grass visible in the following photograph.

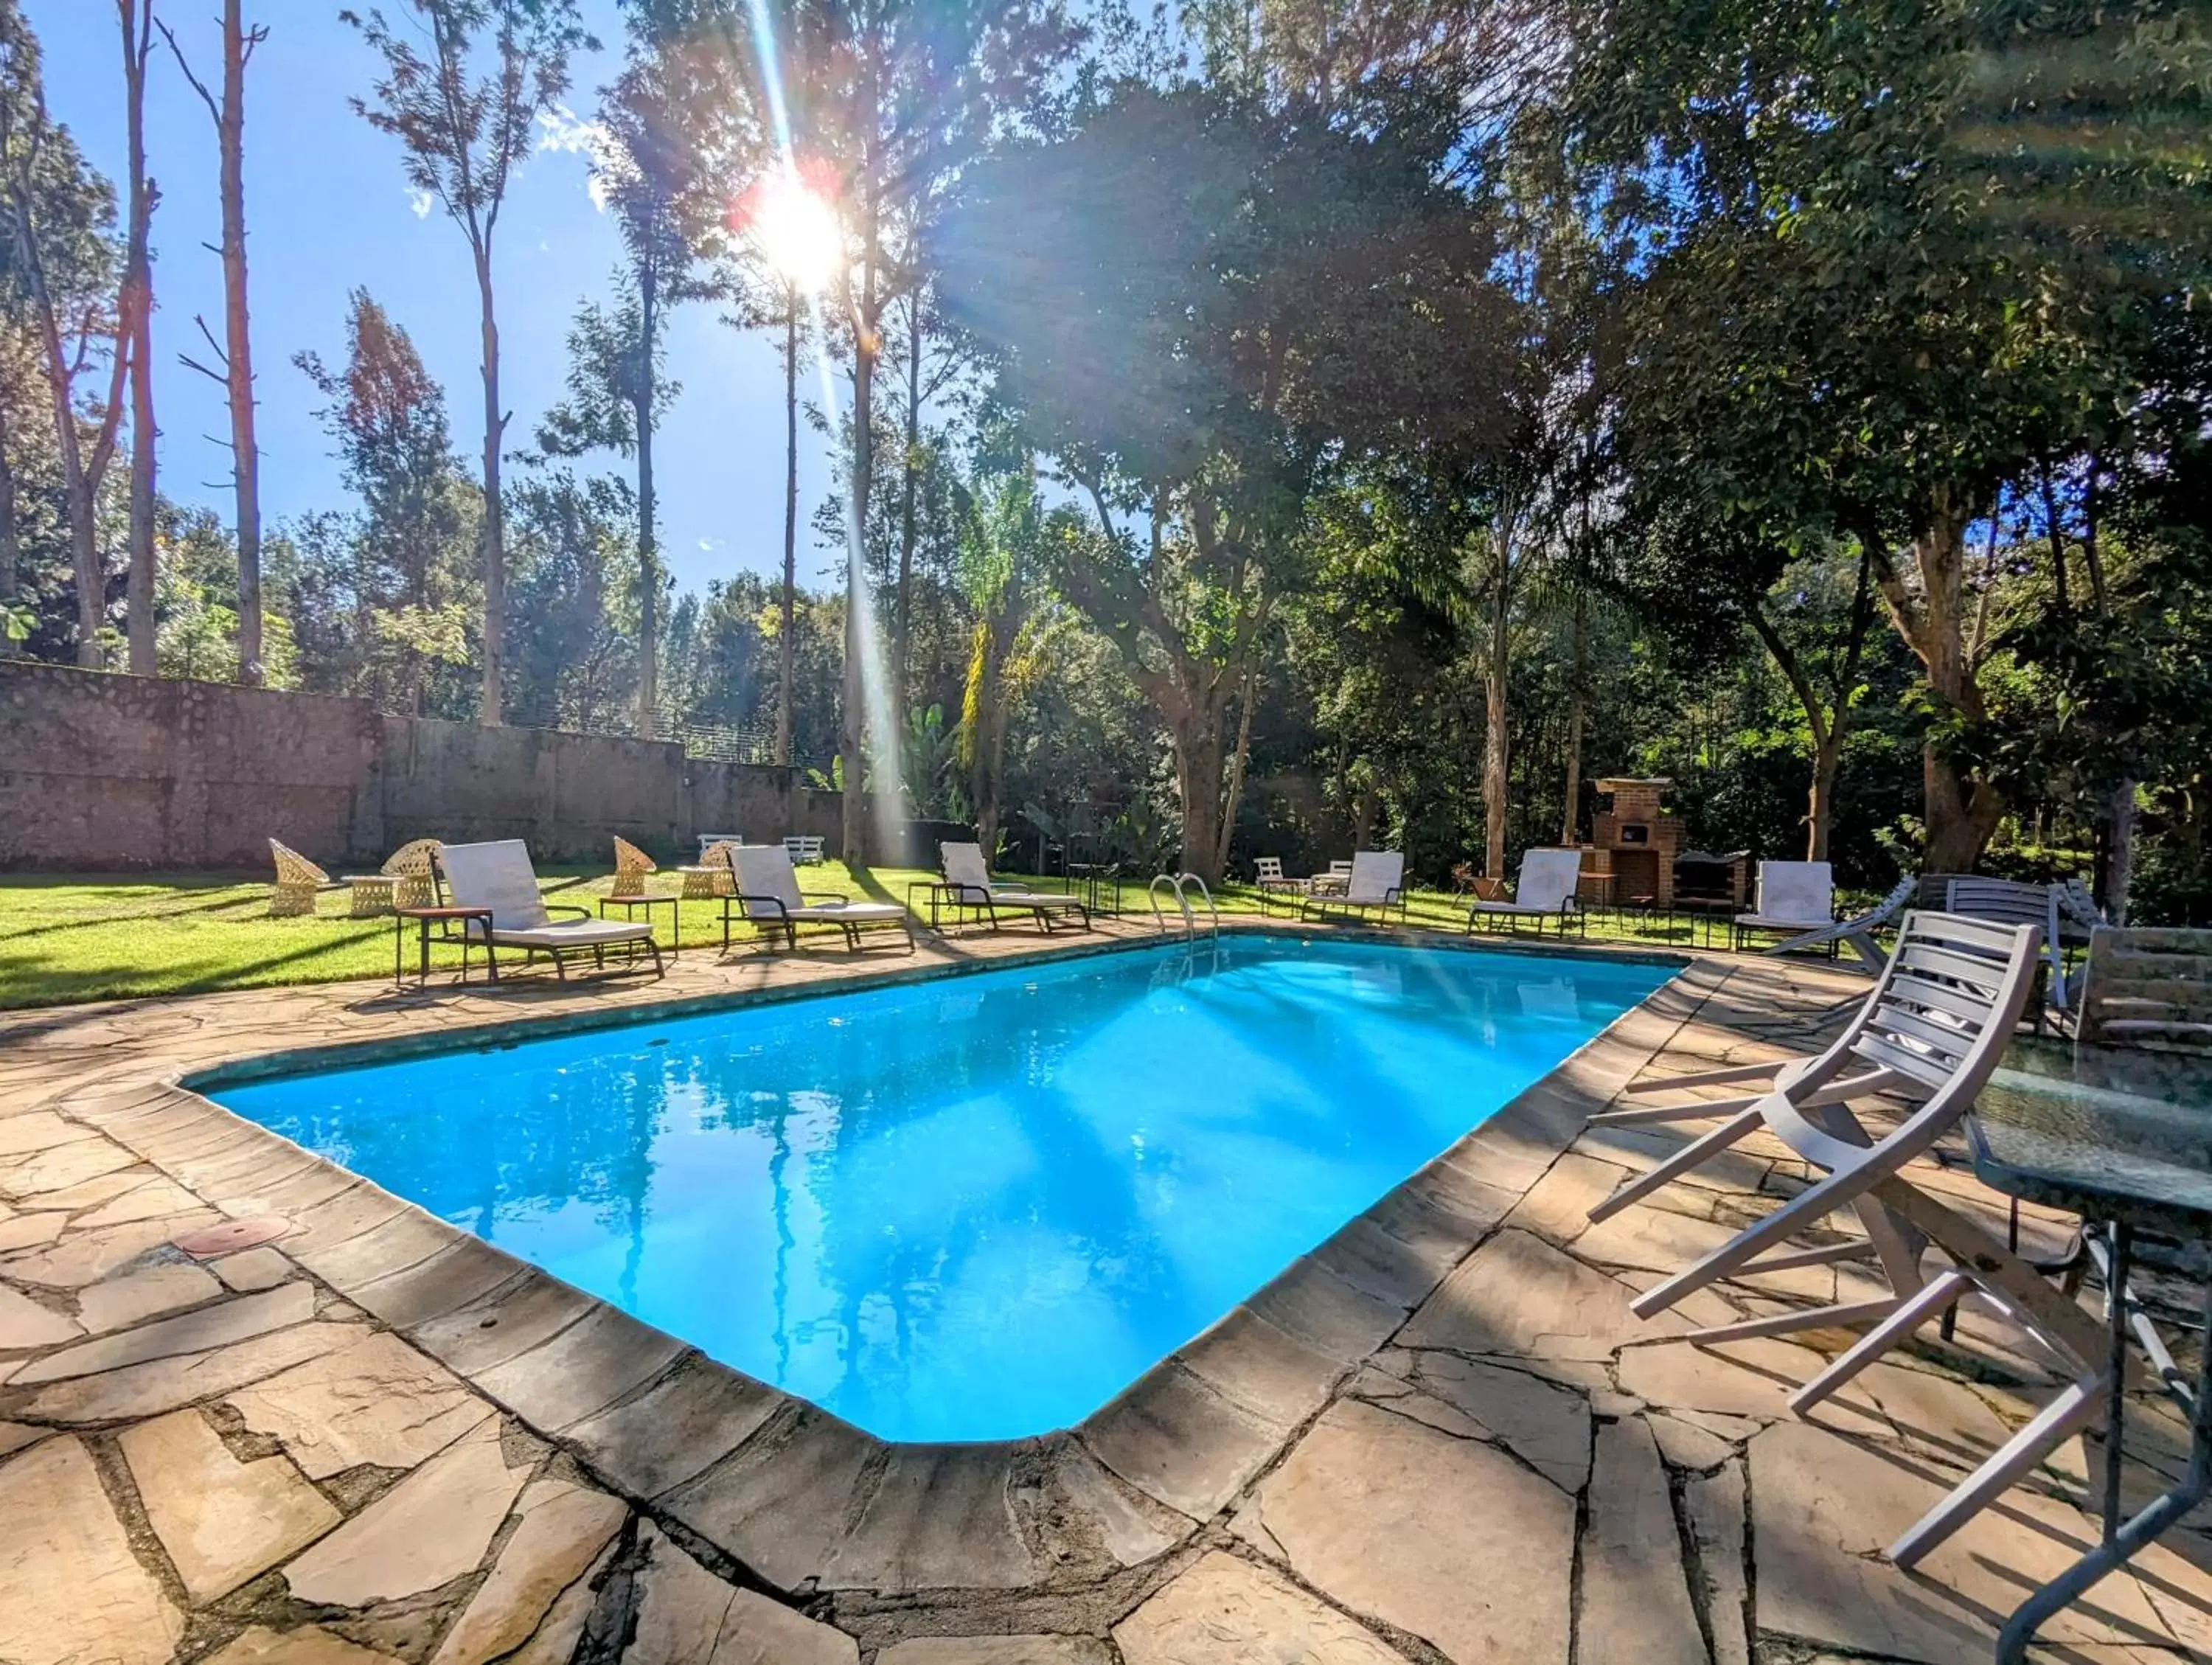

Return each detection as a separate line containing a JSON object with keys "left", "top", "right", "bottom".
{"left": 0, "top": 862, "right": 1718, "bottom": 1010}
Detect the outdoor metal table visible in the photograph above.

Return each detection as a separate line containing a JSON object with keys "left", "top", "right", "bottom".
{"left": 392, "top": 905, "right": 497, "bottom": 989}
{"left": 597, "top": 891, "right": 680, "bottom": 956}
{"left": 906, "top": 878, "right": 979, "bottom": 931}
{"left": 1964, "top": 1046, "right": 2212, "bottom": 1661}
{"left": 1065, "top": 862, "right": 1123, "bottom": 918}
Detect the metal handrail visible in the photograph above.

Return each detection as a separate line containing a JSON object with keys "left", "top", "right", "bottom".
{"left": 1148, "top": 872, "right": 1194, "bottom": 934}
{"left": 1177, "top": 872, "right": 1220, "bottom": 936}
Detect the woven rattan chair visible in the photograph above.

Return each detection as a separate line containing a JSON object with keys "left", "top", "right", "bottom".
{"left": 268, "top": 839, "right": 333, "bottom": 917}
{"left": 343, "top": 838, "right": 443, "bottom": 917}
{"left": 680, "top": 839, "right": 739, "bottom": 900}
{"left": 611, "top": 836, "right": 658, "bottom": 899}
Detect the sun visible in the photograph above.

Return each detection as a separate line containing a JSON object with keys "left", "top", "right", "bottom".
{"left": 745, "top": 170, "right": 843, "bottom": 296}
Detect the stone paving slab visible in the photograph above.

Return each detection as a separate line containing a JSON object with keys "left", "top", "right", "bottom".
{"left": 2, "top": 925, "right": 2207, "bottom": 1663}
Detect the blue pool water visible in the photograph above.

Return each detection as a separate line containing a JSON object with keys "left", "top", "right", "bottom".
{"left": 215, "top": 936, "right": 1672, "bottom": 1441}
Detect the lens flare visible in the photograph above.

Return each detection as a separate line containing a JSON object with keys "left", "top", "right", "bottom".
{"left": 741, "top": 170, "right": 843, "bottom": 296}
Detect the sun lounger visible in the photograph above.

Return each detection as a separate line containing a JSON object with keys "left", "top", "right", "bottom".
{"left": 940, "top": 842, "right": 1091, "bottom": 931}
{"left": 1593, "top": 912, "right": 2042, "bottom": 1346}
{"left": 1300, "top": 851, "right": 1406, "bottom": 924}
{"left": 1941, "top": 874, "right": 2099, "bottom": 1015}
{"left": 339, "top": 838, "right": 443, "bottom": 918}
{"left": 1731, "top": 860, "right": 1837, "bottom": 951}
{"left": 1758, "top": 873, "right": 1914, "bottom": 974}
{"left": 1465, "top": 848, "right": 1585, "bottom": 937}
{"left": 438, "top": 839, "right": 663, "bottom": 980}
{"left": 726, "top": 844, "right": 913, "bottom": 952}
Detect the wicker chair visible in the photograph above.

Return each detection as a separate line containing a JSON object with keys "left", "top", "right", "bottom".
{"left": 343, "top": 838, "right": 444, "bottom": 917}
{"left": 611, "top": 836, "right": 658, "bottom": 899}
{"left": 268, "top": 839, "right": 333, "bottom": 917}
{"left": 680, "top": 839, "right": 739, "bottom": 900}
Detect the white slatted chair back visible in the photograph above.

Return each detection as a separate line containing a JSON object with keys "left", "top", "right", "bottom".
{"left": 1346, "top": 850, "right": 1404, "bottom": 904}
{"left": 1517, "top": 848, "right": 1585, "bottom": 911}
{"left": 437, "top": 841, "right": 552, "bottom": 931}
{"left": 1756, "top": 861, "right": 1834, "bottom": 925}
{"left": 734, "top": 844, "right": 806, "bottom": 918}
{"left": 942, "top": 842, "right": 993, "bottom": 892}
{"left": 1256, "top": 856, "right": 1286, "bottom": 883}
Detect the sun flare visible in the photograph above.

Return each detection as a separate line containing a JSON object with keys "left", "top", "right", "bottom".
{"left": 747, "top": 171, "right": 843, "bottom": 295}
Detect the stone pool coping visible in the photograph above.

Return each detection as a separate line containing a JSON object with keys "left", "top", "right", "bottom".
{"left": 59, "top": 922, "right": 1711, "bottom": 1604}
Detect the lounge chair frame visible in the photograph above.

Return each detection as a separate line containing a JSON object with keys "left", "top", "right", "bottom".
{"left": 1593, "top": 911, "right": 2042, "bottom": 1355}
{"left": 1299, "top": 850, "right": 1407, "bottom": 925}
{"left": 723, "top": 845, "right": 914, "bottom": 953}
{"left": 438, "top": 839, "right": 664, "bottom": 981}
{"left": 1465, "top": 848, "right": 1587, "bottom": 939}
{"left": 940, "top": 842, "right": 1092, "bottom": 933}
{"left": 1758, "top": 874, "right": 1915, "bottom": 974}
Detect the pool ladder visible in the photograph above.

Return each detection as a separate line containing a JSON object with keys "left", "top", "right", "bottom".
{"left": 1148, "top": 872, "right": 1221, "bottom": 938}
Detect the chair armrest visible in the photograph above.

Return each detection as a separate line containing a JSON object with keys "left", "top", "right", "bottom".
{"left": 730, "top": 891, "right": 792, "bottom": 920}
{"left": 942, "top": 882, "right": 995, "bottom": 905}
{"left": 801, "top": 891, "right": 851, "bottom": 906}
{"left": 546, "top": 904, "right": 591, "bottom": 921}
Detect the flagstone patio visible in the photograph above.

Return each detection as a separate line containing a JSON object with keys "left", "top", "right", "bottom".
{"left": 1, "top": 922, "right": 2207, "bottom": 1664}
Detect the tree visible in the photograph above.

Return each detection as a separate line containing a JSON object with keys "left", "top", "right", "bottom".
{"left": 953, "top": 465, "right": 1063, "bottom": 852}
{"left": 536, "top": 292, "right": 677, "bottom": 733}
{"left": 116, "top": 0, "right": 157, "bottom": 676}
{"left": 158, "top": 0, "right": 269, "bottom": 684}
{"left": 725, "top": 0, "right": 1084, "bottom": 863}
{"left": 0, "top": 1, "right": 128, "bottom": 666}
{"left": 295, "top": 289, "right": 480, "bottom": 713}
{"left": 940, "top": 85, "right": 1520, "bottom": 878}
{"left": 343, "top": 0, "right": 594, "bottom": 725}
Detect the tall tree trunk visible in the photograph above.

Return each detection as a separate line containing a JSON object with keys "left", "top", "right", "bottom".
{"left": 474, "top": 243, "right": 504, "bottom": 726}
{"left": 2108, "top": 780, "right": 2137, "bottom": 925}
{"left": 1173, "top": 708, "right": 1228, "bottom": 883}
{"left": 1749, "top": 548, "right": 1874, "bottom": 862}
{"left": 894, "top": 289, "right": 919, "bottom": 723}
{"left": 841, "top": 249, "right": 876, "bottom": 866}
{"left": 1559, "top": 589, "right": 1585, "bottom": 847}
{"left": 215, "top": 1, "right": 262, "bottom": 682}
{"left": 0, "top": 402, "right": 15, "bottom": 654}
{"left": 1868, "top": 493, "right": 2003, "bottom": 872}
{"left": 635, "top": 260, "right": 658, "bottom": 740}
{"left": 1216, "top": 658, "right": 1258, "bottom": 877}
{"left": 119, "top": 0, "right": 157, "bottom": 676}
{"left": 776, "top": 302, "right": 797, "bottom": 769}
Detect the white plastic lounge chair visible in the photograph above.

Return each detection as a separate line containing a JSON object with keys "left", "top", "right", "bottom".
{"left": 1731, "top": 860, "right": 1835, "bottom": 950}
{"left": 1301, "top": 850, "right": 1406, "bottom": 924}
{"left": 940, "top": 842, "right": 1091, "bottom": 931}
{"left": 437, "top": 840, "right": 663, "bottom": 979}
{"left": 1465, "top": 848, "right": 1585, "bottom": 938}
{"left": 1593, "top": 912, "right": 2042, "bottom": 1353}
{"left": 1941, "top": 875, "right": 2099, "bottom": 1015}
{"left": 1253, "top": 856, "right": 1306, "bottom": 916}
{"left": 726, "top": 844, "right": 912, "bottom": 953}
{"left": 1759, "top": 873, "right": 1915, "bottom": 974}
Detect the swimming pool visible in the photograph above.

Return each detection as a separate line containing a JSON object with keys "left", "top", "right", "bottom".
{"left": 214, "top": 935, "right": 1674, "bottom": 1441}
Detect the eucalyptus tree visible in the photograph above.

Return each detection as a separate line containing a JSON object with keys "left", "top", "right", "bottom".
{"left": 939, "top": 83, "right": 1520, "bottom": 880}
{"left": 716, "top": 0, "right": 1085, "bottom": 861}
{"left": 538, "top": 30, "right": 729, "bottom": 740}
{"left": 116, "top": 0, "right": 157, "bottom": 675}
{"left": 0, "top": 1, "right": 127, "bottom": 665}
{"left": 157, "top": 0, "right": 269, "bottom": 684}
{"left": 342, "top": 0, "right": 594, "bottom": 725}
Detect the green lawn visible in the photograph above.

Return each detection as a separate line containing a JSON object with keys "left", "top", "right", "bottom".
{"left": 0, "top": 863, "right": 1708, "bottom": 1009}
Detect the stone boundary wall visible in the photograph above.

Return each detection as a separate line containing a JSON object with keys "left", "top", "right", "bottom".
{"left": 0, "top": 661, "right": 851, "bottom": 871}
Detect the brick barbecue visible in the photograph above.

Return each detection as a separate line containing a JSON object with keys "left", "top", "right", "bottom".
{"left": 1579, "top": 777, "right": 1688, "bottom": 908}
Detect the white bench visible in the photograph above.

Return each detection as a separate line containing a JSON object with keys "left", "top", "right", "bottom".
{"left": 783, "top": 835, "right": 827, "bottom": 866}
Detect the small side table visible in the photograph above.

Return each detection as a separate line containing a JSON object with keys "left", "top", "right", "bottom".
{"left": 599, "top": 892, "right": 680, "bottom": 956}
{"left": 394, "top": 906, "right": 497, "bottom": 989}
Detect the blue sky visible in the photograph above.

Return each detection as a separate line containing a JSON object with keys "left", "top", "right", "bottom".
{"left": 28, "top": 0, "right": 838, "bottom": 597}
